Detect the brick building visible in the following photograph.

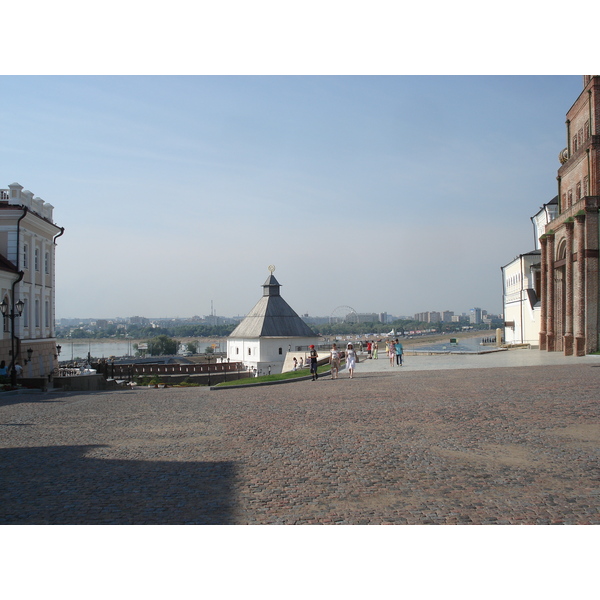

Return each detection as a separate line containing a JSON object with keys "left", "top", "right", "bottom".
{"left": 540, "top": 76, "right": 600, "bottom": 355}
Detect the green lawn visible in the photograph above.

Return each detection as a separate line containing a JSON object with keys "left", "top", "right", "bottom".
{"left": 214, "top": 362, "right": 338, "bottom": 387}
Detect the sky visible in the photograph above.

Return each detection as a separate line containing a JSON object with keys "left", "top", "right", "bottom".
{"left": 0, "top": 3, "right": 591, "bottom": 321}
{"left": 1, "top": 74, "right": 584, "bottom": 320}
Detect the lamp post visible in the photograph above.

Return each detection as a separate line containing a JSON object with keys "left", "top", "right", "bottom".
{"left": 0, "top": 297, "right": 25, "bottom": 386}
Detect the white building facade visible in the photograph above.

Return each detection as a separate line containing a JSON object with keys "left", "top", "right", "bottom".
{"left": 501, "top": 197, "right": 557, "bottom": 346}
{"left": 0, "top": 183, "right": 64, "bottom": 380}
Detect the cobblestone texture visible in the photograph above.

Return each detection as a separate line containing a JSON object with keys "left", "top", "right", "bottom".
{"left": 1, "top": 363, "right": 599, "bottom": 524}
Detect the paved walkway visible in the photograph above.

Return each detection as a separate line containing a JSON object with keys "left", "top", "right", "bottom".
{"left": 351, "top": 346, "right": 600, "bottom": 373}
{"left": 1, "top": 348, "right": 599, "bottom": 524}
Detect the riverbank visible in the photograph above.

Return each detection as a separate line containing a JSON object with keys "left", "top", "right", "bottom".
{"left": 56, "top": 330, "right": 492, "bottom": 360}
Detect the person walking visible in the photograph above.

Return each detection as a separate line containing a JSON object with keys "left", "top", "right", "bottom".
{"left": 394, "top": 339, "right": 404, "bottom": 366}
{"left": 388, "top": 341, "right": 395, "bottom": 366}
{"left": 329, "top": 343, "right": 340, "bottom": 379}
{"left": 346, "top": 343, "right": 357, "bottom": 379}
{"left": 309, "top": 345, "right": 319, "bottom": 381}
{"left": 373, "top": 341, "right": 378, "bottom": 359}
{"left": 367, "top": 341, "right": 372, "bottom": 359}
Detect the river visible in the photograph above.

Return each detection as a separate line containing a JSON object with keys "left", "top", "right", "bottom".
{"left": 57, "top": 339, "right": 227, "bottom": 361}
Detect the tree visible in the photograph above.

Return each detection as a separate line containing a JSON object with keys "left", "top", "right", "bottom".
{"left": 147, "top": 335, "right": 178, "bottom": 356}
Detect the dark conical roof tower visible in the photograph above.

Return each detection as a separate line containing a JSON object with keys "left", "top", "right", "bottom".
{"left": 229, "top": 270, "right": 316, "bottom": 338}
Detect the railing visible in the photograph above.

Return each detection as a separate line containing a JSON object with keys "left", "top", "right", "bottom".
{"left": 0, "top": 190, "right": 9, "bottom": 200}
{"left": 87, "top": 361, "right": 246, "bottom": 379}
{"left": 58, "top": 367, "right": 96, "bottom": 377}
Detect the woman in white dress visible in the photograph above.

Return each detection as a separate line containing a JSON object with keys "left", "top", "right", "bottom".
{"left": 346, "top": 343, "right": 357, "bottom": 379}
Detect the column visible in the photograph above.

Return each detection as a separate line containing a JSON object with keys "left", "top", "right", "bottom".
{"left": 539, "top": 236, "right": 548, "bottom": 350}
{"left": 546, "top": 233, "right": 556, "bottom": 352}
{"left": 574, "top": 213, "right": 586, "bottom": 356}
{"left": 563, "top": 221, "right": 574, "bottom": 355}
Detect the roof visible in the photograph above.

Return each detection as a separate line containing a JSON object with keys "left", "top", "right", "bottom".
{"left": 0, "top": 254, "right": 18, "bottom": 275}
{"left": 229, "top": 274, "right": 317, "bottom": 339}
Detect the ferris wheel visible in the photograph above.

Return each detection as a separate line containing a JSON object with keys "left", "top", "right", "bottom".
{"left": 330, "top": 305, "right": 358, "bottom": 324}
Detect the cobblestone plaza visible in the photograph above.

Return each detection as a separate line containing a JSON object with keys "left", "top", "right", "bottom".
{"left": 1, "top": 350, "right": 599, "bottom": 525}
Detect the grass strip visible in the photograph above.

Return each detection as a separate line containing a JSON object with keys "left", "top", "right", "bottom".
{"left": 214, "top": 362, "right": 339, "bottom": 387}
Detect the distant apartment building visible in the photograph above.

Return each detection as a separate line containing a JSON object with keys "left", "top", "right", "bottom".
{"left": 442, "top": 311, "right": 454, "bottom": 323}
{"left": 414, "top": 311, "right": 441, "bottom": 323}
{"left": 470, "top": 308, "right": 484, "bottom": 325}
{"left": 356, "top": 313, "right": 379, "bottom": 324}
{"left": 129, "top": 316, "right": 150, "bottom": 325}
{"left": 0, "top": 182, "right": 64, "bottom": 380}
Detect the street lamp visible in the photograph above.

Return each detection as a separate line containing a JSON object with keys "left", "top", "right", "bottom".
{"left": 24, "top": 348, "right": 33, "bottom": 364}
{"left": 0, "top": 297, "right": 25, "bottom": 386}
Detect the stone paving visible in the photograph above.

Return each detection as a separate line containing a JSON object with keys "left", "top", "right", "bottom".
{"left": 1, "top": 351, "right": 599, "bottom": 524}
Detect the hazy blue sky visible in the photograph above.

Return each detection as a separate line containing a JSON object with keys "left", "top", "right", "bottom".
{"left": 1, "top": 75, "right": 584, "bottom": 319}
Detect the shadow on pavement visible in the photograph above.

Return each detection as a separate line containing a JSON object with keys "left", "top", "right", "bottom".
{"left": 0, "top": 445, "right": 236, "bottom": 524}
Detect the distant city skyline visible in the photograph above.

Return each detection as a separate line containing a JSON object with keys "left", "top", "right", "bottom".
{"left": 2, "top": 75, "right": 583, "bottom": 321}
{"left": 56, "top": 305, "right": 496, "bottom": 324}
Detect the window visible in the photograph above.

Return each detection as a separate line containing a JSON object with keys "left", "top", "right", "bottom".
{"left": 23, "top": 244, "right": 28, "bottom": 269}
{"left": 35, "top": 299, "right": 40, "bottom": 328}
{"left": 45, "top": 252, "right": 50, "bottom": 274}
{"left": 45, "top": 301, "right": 49, "bottom": 328}
{"left": 583, "top": 175, "right": 589, "bottom": 197}
{"left": 576, "top": 182, "right": 581, "bottom": 201}
{"left": 278, "top": 348, "right": 283, "bottom": 355}
{"left": 248, "top": 348, "right": 251, "bottom": 355}
{"left": 34, "top": 248, "right": 39, "bottom": 271}
{"left": 572, "top": 135, "right": 578, "bottom": 153}
{"left": 23, "top": 299, "right": 29, "bottom": 328}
